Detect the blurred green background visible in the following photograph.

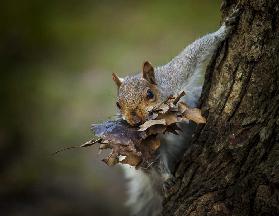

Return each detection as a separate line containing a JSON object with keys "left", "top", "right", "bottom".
{"left": 1, "top": 0, "right": 221, "bottom": 215}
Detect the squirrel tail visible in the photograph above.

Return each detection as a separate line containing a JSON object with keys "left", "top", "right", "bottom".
{"left": 122, "top": 165, "right": 163, "bottom": 216}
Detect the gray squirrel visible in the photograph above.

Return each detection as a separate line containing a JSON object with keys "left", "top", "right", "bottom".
{"left": 111, "top": 8, "right": 239, "bottom": 216}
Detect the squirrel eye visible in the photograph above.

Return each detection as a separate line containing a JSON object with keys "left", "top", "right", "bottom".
{"left": 146, "top": 89, "right": 154, "bottom": 100}
{"left": 116, "top": 102, "right": 121, "bottom": 109}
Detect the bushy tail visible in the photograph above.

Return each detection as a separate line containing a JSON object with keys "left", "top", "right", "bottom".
{"left": 122, "top": 165, "right": 162, "bottom": 216}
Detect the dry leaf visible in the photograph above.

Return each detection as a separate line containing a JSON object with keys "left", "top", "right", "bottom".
{"left": 157, "top": 103, "right": 170, "bottom": 114}
{"left": 178, "top": 102, "right": 206, "bottom": 124}
{"left": 83, "top": 91, "right": 207, "bottom": 169}
{"left": 138, "top": 119, "right": 166, "bottom": 131}
{"left": 177, "top": 101, "right": 188, "bottom": 113}
{"left": 158, "top": 112, "right": 179, "bottom": 125}
{"left": 144, "top": 125, "right": 167, "bottom": 137}
{"left": 148, "top": 138, "right": 161, "bottom": 151}
{"left": 183, "top": 108, "right": 206, "bottom": 124}
{"left": 103, "top": 152, "right": 119, "bottom": 166}
{"left": 92, "top": 119, "right": 143, "bottom": 145}
{"left": 120, "top": 154, "right": 142, "bottom": 166}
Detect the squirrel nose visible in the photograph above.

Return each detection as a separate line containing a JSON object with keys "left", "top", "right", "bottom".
{"left": 132, "top": 116, "right": 142, "bottom": 126}
{"left": 131, "top": 110, "right": 137, "bottom": 117}
{"left": 128, "top": 117, "right": 141, "bottom": 127}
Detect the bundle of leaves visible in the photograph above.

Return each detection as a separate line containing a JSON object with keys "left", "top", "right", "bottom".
{"left": 86, "top": 91, "right": 206, "bottom": 169}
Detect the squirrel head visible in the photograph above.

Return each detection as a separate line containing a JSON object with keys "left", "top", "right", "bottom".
{"left": 113, "top": 61, "right": 162, "bottom": 126}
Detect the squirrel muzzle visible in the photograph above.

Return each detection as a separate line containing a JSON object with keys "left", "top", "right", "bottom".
{"left": 124, "top": 108, "right": 148, "bottom": 126}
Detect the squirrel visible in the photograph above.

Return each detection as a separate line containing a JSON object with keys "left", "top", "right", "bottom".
{"left": 111, "top": 8, "right": 239, "bottom": 216}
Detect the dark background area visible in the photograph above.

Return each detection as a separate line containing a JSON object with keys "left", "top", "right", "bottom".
{"left": 1, "top": 1, "right": 221, "bottom": 215}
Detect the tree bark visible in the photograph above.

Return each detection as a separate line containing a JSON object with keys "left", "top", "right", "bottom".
{"left": 162, "top": 1, "right": 279, "bottom": 215}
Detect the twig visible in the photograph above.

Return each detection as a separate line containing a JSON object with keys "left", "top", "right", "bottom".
{"left": 150, "top": 95, "right": 174, "bottom": 113}
{"left": 52, "top": 138, "right": 102, "bottom": 155}
{"left": 173, "top": 91, "right": 186, "bottom": 105}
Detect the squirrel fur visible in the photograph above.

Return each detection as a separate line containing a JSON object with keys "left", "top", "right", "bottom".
{"left": 112, "top": 9, "right": 239, "bottom": 216}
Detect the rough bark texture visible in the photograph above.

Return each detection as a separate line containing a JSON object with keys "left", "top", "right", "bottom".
{"left": 162, "top": 1, "right": 279, "bottom": 215}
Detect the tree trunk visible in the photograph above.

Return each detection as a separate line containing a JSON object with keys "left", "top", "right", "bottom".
{"left": 162, "top": 1, "right": 279, "bottom": 215}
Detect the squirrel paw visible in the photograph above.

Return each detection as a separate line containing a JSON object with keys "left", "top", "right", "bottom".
{"left": 163, "top": 176, "right": 176, "bottom": 197}
{"left": 224, "top": 7, "right": 241, "bottom": 27}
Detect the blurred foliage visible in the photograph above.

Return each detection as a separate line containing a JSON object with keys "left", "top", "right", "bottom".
{"left": 0, "top": 0, "right": 221, "bottom": 215}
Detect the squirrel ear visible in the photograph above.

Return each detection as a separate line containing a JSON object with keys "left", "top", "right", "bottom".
{"left": 112, "top": 73, "right": 123, "bottom": 88}
{"left": 142, "top": 61, "right": 156, "bottom": 84}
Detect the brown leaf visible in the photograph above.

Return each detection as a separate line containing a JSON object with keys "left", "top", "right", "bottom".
{"left": 92, "top": 119, "right": 143, "bottom": 145}
{"left": 148, "top": 138, "right": 161, "bottom": 151}
{"left": 158, "top": 103, "right": 170, "bottom": 114}
{"left": 99, "top": 143, "right": 110, "bottom": 149}
{"left": 87, "top": 91, "right": 206, "bottom": 169}
{"left": 139, "top": 136, "right": 161, "bottom": 161}
{"left": 177, "top": 101, "right": 188, "bottom": 113}
{"left": 178, "top": 102, "right": 206, "bottom": 124}
{"left": 120, "top": 153, "right": 142, "bottom": 166}
{"left": 145, "top": 125, "right": 167, "bottom": 137}
{"left": 183, "top": 108, "right": 206, "bottom": 124}
{"left": 102, "top": 153, "right": 119, "bottom": 166}
{"left": 138, "top": 119, "right": 166, "bottom": 131}
{"left": 158, "top": 112, "right": 179, "bottom": 125}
